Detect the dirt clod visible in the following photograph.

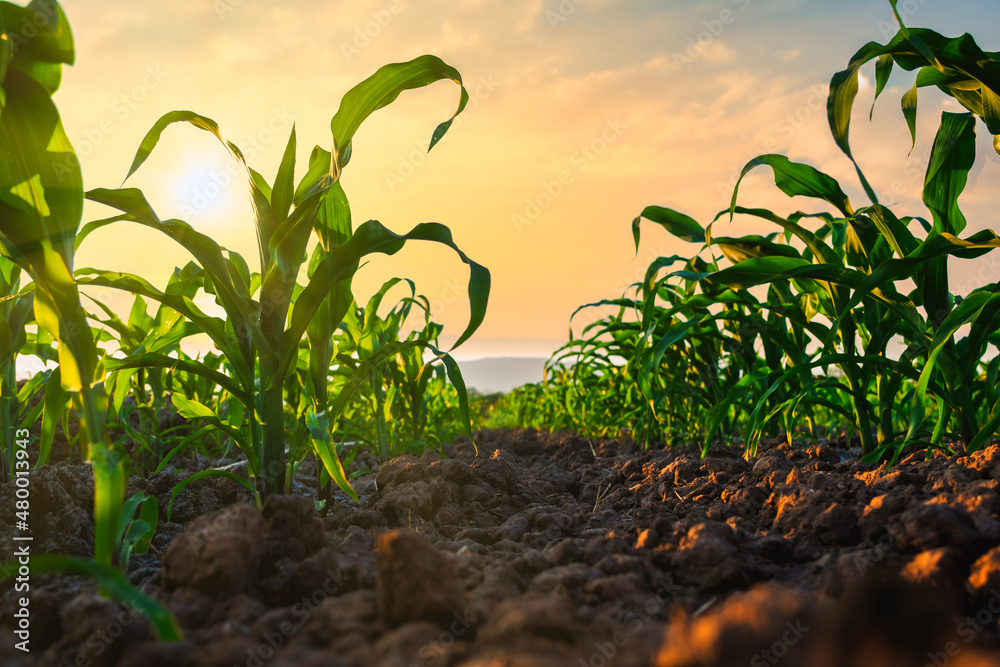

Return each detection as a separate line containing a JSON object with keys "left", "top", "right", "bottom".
{"left": 6, "top": 428, "right": 1000, "bottom": 666}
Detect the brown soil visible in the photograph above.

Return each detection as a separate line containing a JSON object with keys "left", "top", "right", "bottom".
{"left": 3, "top": 429, "right": 1000, "bottom": 666}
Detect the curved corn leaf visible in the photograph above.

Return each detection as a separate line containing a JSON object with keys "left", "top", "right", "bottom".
{"left": 0, "top": 555, "right": 181, "bottom": 641}
{"left": 84, "top": 188, "right": 260, "bottom": 359}
{"left": 305, "top": 407, "right": 357, "bottom": 502}
{"left": 104, "top": 353, "right": 252, "bottom": 409}
{"left": 730, "top": 155, "right": 852, "bottom": 219}
{"left": 280, "top": 220, "right": 489, "bottom": 381}
{"left": 329, "top": 55, "right": 468, "bottom": 173}
{"left": 170, "top": 393, "right": 259, "bottom": 475}
{"left": 75, "top": 268, "right": 253, "bottom": 387}
{"left": 0, "top": 0, "right": 73, "bottom": 96}
{"left": 632, "top": 206, "right": 705, "bottom": 250}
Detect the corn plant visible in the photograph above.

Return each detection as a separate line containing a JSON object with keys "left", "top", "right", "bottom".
{"left": 85, "top": 287, "right": 196, "bottom": 471}
{"left": 319, "top": 278, "right": 471, "bottom": 460}
{"left": 115, "top": 491, "right": 157, "bottom": 573}
{"left": 0, "top": 0, "right": 180, "bottom": 640}
{"left": 630, "top": 3, "right": 1000, "bottom": 461}
{"left": 502, "top": 1, "right": 1000, "bottom": 462}
{"left": 80, "top": 56, "right": 489, "bottom": 497}
{"left": 0, "top": 257, "right": 35, "bottom": 480}
{"left": 0, "top": 0, "right": 127, "bottom": 566}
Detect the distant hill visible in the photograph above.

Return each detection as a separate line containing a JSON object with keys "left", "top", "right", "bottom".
{"left": 457, "top": 357, "right": 547, "bottom": 395}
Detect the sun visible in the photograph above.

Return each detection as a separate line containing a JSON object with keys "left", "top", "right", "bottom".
{"left": 169, "top": 153, "right": 247, "bottom": 223}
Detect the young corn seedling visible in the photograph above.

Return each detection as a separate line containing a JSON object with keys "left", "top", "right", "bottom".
{"left": 317, "top": 278, "right": 471, "bottom": 462}
{"left": 0, "top": 0, "right": 123, "bottom": 569}
{"left": 0, "top": 0, "right": 180, "bottom": 640}
{"left": 84, "top": 288, "right": 195, "bottom": 471}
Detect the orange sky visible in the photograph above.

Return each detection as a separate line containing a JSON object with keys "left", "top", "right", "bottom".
{"left": 54, "top": 0, "right": 1000, "bottom": 360}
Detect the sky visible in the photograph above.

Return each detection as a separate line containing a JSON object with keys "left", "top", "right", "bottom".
{"left": 51, "top": 0, "right": 1000, "bottom": 362}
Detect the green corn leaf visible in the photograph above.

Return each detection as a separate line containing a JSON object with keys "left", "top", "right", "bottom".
{"left": 116, "top": 491, "right": 155, "bottom": 558}
{"left": 281, "top": 220, "right": 489, "bottom": 381}
{"left": 632, "top": 206, "right": 704, "bottom": 250}
{"left": 920, "top": 112, "right": 976, "bottom": 323}
{"left": 38, "top": 366, "right": 68, "bottom": 466}
{"left": 261, "top": 191, "right": 324, "bottom": 311}
{"left": 123, "top": 110, "right": 245, "bottom": 183}
{"left": 707, "top": 256, "right": 813, "bottom": 288}
{"left": 74, "top": 214, "right": 133, "bottom": 250}
{"left": 713, "top": 235, "right": 802, "bottom": 264}
{"left": 901, "top": 82, "right": 919, "bottom": 150}
{"left": 328, "top": 55, "right": 469, "bottom": 175}
{"left": 730, "top": 155, "right": 852, "bottom": 218}
{"left": 0, "top": 69, "right": 84, "bottom": 325}
{"left": 110, "top": 367, "right": 136, "bottom": 414}
{"left": 863, "top": 204, "right": 918, "bottom": 258}
{"left": 871, "top": 54, "right": 894, "bottom": 119}
{"left": 104, "top": 353, "right": 252, "bottom": 409}
{"left": 306, "top": 408, "right": 358, "bottom": 502}
{"left": 968, "top": 395, "right": 1000, "bottom": 453}
{"left": 153, "top": 424, "right": 215, "bottom": 474}
{"left": 271, "top": 125, "right": 297, "bottom": 221}
{"left": 0, "top": 0, "right": 73, "bottom": 96}
{"left": 0, "top": 555, "right": 181, "bottom": 641}
{"left": 429, "top": 346, "right": 476, "bottom": 449}
{"left": 293, "top": 146, "right": 334, "bottom": 205}
{"left": 170, "top": 393, "right": 258, "bottom": 474}
{"left": 74, "top": 269, "right": 252, "bottom": 387}
{"left": 984, "top": 87, "right": 1000, "bottom": 142}
{"left": 922, "top": 112, "right": 975, "bottom": 236}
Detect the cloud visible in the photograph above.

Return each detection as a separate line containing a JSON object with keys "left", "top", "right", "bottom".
{"left": 57, "top": 0, "right": 1000, "bottom": 347}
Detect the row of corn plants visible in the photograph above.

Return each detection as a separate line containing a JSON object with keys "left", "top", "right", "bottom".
{"left": 498, "top": 1, "right": 1000, "bottom": 464}
{"left": 0, "top": 0, "right": 491, "bottom": 640}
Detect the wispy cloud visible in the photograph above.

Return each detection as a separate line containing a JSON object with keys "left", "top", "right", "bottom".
{"left": 60, "top": 0, "right": 1000, "bottom": 350}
